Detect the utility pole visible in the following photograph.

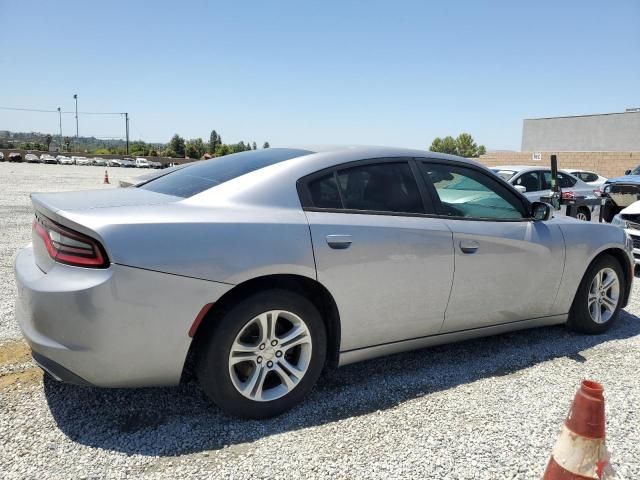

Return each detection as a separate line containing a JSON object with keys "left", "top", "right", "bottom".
{"left": 57, "top": 107, "right": 63, "bottom": 151}
{"left": 73, "top": 94, "right": 79, "bottom": 151}
{"left": 124, "top": 112, "right": 130, "bottom": 155}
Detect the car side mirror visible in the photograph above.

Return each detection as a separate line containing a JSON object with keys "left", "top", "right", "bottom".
{"left": 625, "top": 169, "right": 631, "bottom": 175}
{"left": 531, "top": 201, "right": 551, "bottom": 221}
{"left": 514, "top": 185, "right": 526, "bottom": 194}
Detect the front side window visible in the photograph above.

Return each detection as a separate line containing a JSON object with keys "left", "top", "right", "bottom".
{"left": 422, "top": 163, "right": 526, "bottom": 220}
{"left": 305, "top": 161, "right": 425, "bottom": 214}
{"left": 513, "top": 171, "right": 542, "bottom": 192}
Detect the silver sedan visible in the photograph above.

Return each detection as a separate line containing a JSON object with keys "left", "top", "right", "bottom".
{"left": 14, "top": 146, "right": 634, "bottom": 418}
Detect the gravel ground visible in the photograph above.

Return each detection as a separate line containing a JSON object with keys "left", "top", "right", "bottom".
{"left": 1, "top": 163, "right": 639, "bottom": 479}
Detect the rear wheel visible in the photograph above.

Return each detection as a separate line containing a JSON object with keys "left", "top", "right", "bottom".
{"left": 575, "top": 207, "right": 591, "bottom": 221}
{"left": 196, "top": 289, "right": 326, "bottom": 419}
{"left": 568, "top": 255, "right": 624, "bottom": 334}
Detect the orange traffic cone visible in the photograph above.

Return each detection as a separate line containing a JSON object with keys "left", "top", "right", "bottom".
{"left": 543, "top": 380, "right": 614, "bottom": 479}
{"left": 103, "top": 170, "right": 110, "bottom": 184}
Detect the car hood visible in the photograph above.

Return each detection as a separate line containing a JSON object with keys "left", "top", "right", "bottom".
{"left": 605, "top": 175, "right": 640, "bottom": 184}
{"left": 620, "top": 200, "right": 640, "bottom": 215}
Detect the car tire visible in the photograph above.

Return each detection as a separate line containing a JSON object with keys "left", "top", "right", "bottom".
{"left": 196, "top": 289, "right": 327, "bottom": 419}
{"left": 567, "top": 254, "right": 624, "bottom": 334}
{"left": 575, "top": 207, "right": 591, "bottom": 221}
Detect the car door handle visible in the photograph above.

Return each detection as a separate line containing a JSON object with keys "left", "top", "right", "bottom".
{"left": 326, "top": 234, "right": 352, "bottom": 249}
{"left": 459, "top": 240, "right": 479, "bottom": 254}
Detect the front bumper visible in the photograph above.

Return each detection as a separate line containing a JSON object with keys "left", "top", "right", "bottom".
{"left": 15, "top": 245, "right": 232, "bottom": 387}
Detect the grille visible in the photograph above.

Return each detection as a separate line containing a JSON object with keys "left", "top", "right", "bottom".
{"left": 631, "top": 235, "right": 640, "bottom": 250}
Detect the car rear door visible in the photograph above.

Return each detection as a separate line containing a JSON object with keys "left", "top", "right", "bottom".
{"left": 299, "top": 159, "right": 455, "bottom": 352}
{"left": 419, "top": 160, "right": 565, "bottom": 332}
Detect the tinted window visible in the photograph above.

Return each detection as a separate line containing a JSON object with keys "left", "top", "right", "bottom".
{"left": 583, "top": 172, "right": 598, "bottom": 182}
{"left": 336, "top": 162, "right": 424, "bottom": 213}
{"left": 491, "top": 169, "right": 517, "bottom": 181}
{"left": 308, "top": 174, "right": 341, "bottom": 209}
{"left": 139, "top": 148, "right": 311, "bottom": 198}
{"left": 423, "top": 163, "right": 525, "bottom": 220}
{"left": 542, "top": 171, "right": 576, "bottom": 189}
{"left": 513, "top": 171, "right": 542, "bottom": 192}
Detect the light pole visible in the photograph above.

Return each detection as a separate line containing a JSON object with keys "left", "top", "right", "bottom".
{"left": 124, "top": 112, "right": 129, "bottom": 155}
{"left": 73, "top": 94, "right": 78, "bottom": 151}
{"left": 57, "top": 107, "right": 63, "bottom": 152}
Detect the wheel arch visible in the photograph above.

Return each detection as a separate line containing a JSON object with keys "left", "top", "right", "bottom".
{"left": 182, "top": 274, "right": 342, "bottom": 381}
{"left": 587, "top": 247, "right": 633, "bottom": 308}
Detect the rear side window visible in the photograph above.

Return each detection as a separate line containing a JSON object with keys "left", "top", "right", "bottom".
{"left": 139, "top": 148, "right": 311, "bottom": 198}
{"left": 305, "top": 161, "right": 425, "bottom": 214}
{"left": 308, "top": 174, "right": 341, "bottom": 209}
{"left": 575, "top": 172, "right": 598, "bottom": 182}
{"left": 337, "top": 163, "right": 423, "bottom": 213}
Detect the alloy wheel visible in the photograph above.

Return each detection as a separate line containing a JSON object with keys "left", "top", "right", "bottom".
{"left": 588, "top": 267, "right": 619, "bottom": 324}
{"left": 228, "top": 310, "right": 312, "bottom": 402}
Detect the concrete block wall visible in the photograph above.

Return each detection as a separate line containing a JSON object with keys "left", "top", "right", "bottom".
{"left": 476, "top": 151, "right": 640, "bottom": 178}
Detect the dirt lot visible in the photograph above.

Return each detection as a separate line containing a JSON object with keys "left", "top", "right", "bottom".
{"left": 1, "top": 162, "right": 639, "bottom": 479}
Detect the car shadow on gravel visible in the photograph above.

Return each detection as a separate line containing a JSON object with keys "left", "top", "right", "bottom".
{"left": 44, "top": 310, "right": 640, "bottom": 457}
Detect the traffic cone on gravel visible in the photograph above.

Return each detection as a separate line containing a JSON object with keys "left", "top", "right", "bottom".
{"left": 543, "top": 380, "right": 614, "bottom": 479}
{"left": 103, "top": 170, "right": 110, "bottom": 184}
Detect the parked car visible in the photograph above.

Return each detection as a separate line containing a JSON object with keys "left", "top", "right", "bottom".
{"left": 121, "top": 158, "right": 135, "bottom": 168}
{"left": 598, "top": 165, "right": 640, "bottom": 222}
{"left": 58, "top": 156, "right": 74, "bottom": 165}
{"left": 0, "top": 152, "right": 4, "bottom": 161}
{"left": 566, "top": 169, "right": 607, "bottom": 187}
{"left": 41, "top": 154, "right": 57, "bottom": 164}
{"left": 150, "top": 161, "right": 162, "bottom": 169}
{"left": 611, "top": 201, "right": 640, "bottom": 265}
{"left": 25, "top": 153, "right": 40, "bottom": 163}
{"left": 135, "top": 157, "right": 150, "bottom": 168}
{"left": 92, "top": 157, "right": 107, "bottom": 166}
{"left": 8, "top": 152, "right": 23, "bottom": 162}
{"left": 15, "top": 147, "right": 633, "bottom": 419}
{"left": 107, "top": 159, "right": 122, "bottom": 167}
{"left": 491, "top": 165, "right": 599, "bottom": 221}
{"left": 74, "top": 156, "right": 90, "bottom": 166}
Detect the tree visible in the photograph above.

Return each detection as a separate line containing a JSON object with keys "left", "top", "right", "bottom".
{"left": 263, "top": 141, "right": 270, "bottom": 149}
{"left": 208, "top": 130, "right": 221, "bottom": 154}
{"left": 237, "top": 141, "right": 246, "bottom": 152}
{"left": 44, "top": 134, "right": 52, "bottom": 151}
{"left": 185, "top": 138, "right": 206, "bottom": 159}
{"left": 169, "top": 134, "right": 186, "bottom": 157}
{"left": 252, "top": 141, "right": 257, "bottom": 150}
{"left": 130, "top": 141, "right": 150, "bottom": 156}
{"left": 429, "top": 133, "right": 486, "bottom": 158}
{"left": 163, "top": 148, "right": 177, "bottom": 158}
{"left": 430, "top": 136, "right": 457, "bottom": 155}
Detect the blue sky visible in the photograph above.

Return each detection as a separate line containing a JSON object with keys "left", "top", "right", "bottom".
{"left": 1, "top": 0, "right": 638, "bottom": 150}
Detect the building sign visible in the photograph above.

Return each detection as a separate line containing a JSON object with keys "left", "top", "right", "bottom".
{"left": 532, "top": 152, "right": 542, "bottom": 161}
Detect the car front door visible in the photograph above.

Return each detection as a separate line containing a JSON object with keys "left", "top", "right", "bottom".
{"left": 299, "top": 159, "right": 455, "bottom": 352}
{"left": 419, "top": 161, "right": 565, "bottom": 332}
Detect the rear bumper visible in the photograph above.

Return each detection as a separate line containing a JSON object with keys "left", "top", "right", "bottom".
{"left": 15, "top": 245, "right": 232, "bottom": 387}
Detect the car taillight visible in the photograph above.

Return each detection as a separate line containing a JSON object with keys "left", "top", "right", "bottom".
{"left": 32, "top": 214, "right": 109, "bottom": 268}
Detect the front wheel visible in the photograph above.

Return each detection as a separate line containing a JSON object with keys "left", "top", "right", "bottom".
{"left": 575, "top": 207, "right": 591, "bottom": 221}
{"left": 568, "top": 255, "right": 624, "bottom": 334}
{"left": 196, "top": 289, "right": 327, "bottom": 419}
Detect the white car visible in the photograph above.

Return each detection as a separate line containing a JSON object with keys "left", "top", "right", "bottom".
{"left": 25, "top": 153, "right": 40, "bottom": 163}
{"left": 135, "top": 157, "right": 150, "bottom": 168}
{"left": 107, "top": 159, "right": 123, "bottom": 167}
{"left": 611, "top": 202, "right": 640, "bottom": 264}
{"left": 58, "top": 156, "right": 74, "bottom": 165}
{"left": 92, "top": 157, "right": 107, "bottom": 166}
{"left": 0, "top": 152, "right": 3, "bottom": 161}
{"left": 73, "top": 156, "right": 90, "bottom": 166}
{"left": 121, "top": 159, "right": 135, "bottom": 168}
{"left": 491, "top": 165, "right": 600, "bottom": 222}
{"left": 566, "top": 169, "right": 607, "bottom": 188}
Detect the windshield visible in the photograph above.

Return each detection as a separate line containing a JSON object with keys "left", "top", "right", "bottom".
{"left": 139, "top": 148, "right": 312, "bottom": 198}
{"left": 491, "top": 169, "right": 517, "bottom": 181}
